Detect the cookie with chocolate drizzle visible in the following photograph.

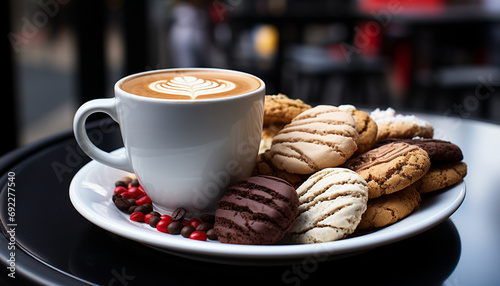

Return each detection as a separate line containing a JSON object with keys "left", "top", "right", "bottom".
{"left": 343, "top": 142, "right": 431, "bottom": 199}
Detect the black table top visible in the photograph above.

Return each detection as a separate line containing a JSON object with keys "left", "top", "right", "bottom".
{"left": 1, "top": 114, "right": 499, "bottom": 285}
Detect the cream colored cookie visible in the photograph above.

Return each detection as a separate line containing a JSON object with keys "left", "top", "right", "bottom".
{"left": 343, "top": 142, "right": 431, "bottom": 199}
{"left": 288, "top": 168, "right": 368, "bottom": 244}
{"left": 269, "top": 105, "right": 359, "bottom": 174}
{"left": 264, "top": 94, "right": 311, "bottom": 126}
{"left": 357, "top": 185, "right": 421, "bottom": 230}
{"left": 370, "top": 107, "right": 434, "bottom": 142}
{"left": 412, "top": 161, "right": 467, "bottom": 194}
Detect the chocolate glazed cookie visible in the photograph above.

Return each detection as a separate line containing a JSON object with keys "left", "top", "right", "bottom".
{"left": 214, "top": 175, "right": 299, "bottom": 245}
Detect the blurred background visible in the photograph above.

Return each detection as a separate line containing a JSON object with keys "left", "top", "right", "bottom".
{"left": 5, "top": 0, "right": 500, "bottom": 156}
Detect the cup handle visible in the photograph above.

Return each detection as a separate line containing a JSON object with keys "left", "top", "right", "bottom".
{"left": 73, "top": 98, "right": 134, "bottom": 173}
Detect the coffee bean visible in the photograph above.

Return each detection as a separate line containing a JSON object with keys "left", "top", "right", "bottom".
{"left": 181, "top": 225, "right": 195, "bottom": 238}
{"left": 206, "top": 229, "right": 218, "bottom": 240}
{"left": 149, "top": 211, "right": 161, "bottom": 217}
{"left": 196, "top": 222, "right": 213, "bottom": 232}
{"left": 112, "top": 193, "right": 121, "bottom": 203}
{"left": 115, "top": 180, "right": 128, "bottom": 188}
{"left": 149, "top": 216, "right": 161, "bottom": 228}
{"left": 113, "top": 194, "right": 132, "bottom": 212}
{"left": 171, "top": 207, "right": 187, "bottom": 221}
{"left": 167, "top": 221, "right": 184, "bottom": 234}
{"left": 127, "top": 205, "right": 137, "bottom": 214}
{"left": 135, "top": 203, "right": 153, "bottom": 214}
{"left": 130, "top": 179, "right": 140, "bottom": 187}
{"left": 112, "top": 176, "right": 215, "bottom": 242}
{"left": 200, "top": 214, "right": 215, "bottom": 224}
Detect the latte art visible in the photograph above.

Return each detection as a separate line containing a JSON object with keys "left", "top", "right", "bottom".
{"left": 149, "top": 76, "right": 236, "bottom": 99}
{"left": 120, "top": 69, "right": 262, "bottom": 100}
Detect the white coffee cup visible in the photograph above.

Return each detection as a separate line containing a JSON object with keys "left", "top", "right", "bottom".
{"left": 73, "top": 68, "right": 265, "bottom": 214}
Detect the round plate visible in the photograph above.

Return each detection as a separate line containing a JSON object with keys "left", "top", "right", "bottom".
{"left": 69, "top": 149, "right": 466, "bottom": 265}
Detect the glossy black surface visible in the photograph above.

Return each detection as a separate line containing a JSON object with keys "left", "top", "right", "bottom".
{"left": 1, "top": 115, "right": 499, "bottom": 285}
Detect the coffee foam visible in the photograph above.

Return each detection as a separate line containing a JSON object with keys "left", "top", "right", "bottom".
{"left": 149, "top": 76, "right": 236, "bottom": 99}
{"left": 120, "top": 70, "right": 261, "bottom": 100}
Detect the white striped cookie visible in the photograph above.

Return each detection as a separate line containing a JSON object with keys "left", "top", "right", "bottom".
{"left": 269, "top": 105, "right": 359, "bottom": 175}
{"left": 288, "top": 168, "right": 368, "bottom": 244}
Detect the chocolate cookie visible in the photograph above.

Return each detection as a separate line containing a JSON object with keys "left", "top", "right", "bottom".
{"left": 264, "top": 94, "right": 311, "bottom": 126}
{"left": 214, "top": 175, "right": 299, "bottom": 245}
{"left": 252, "top": 151, "right": 309, "bottom": 189}
{"left": 288, "top": 168, "right": 368, "bottom": 244}
{"left": 269, "top": 105, "right": 359, "bottom": 174}
{"left": 377, "top": 138, "right": 463, "bottom": 162}
{"left": 343, "top": 142, "right": 431, "bottom": 199}
{"left": 412, "top": 161, "right": 467, "bottom": 194}
{"left": 370, "top": 108, "right": 433, "bottom": 142}
{"left": 357, "top": 185, "right": 421, "bottom": 230}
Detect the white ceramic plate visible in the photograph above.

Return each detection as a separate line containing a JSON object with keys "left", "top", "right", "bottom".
{"left": 69, "top": 149, "right": 466, "bottom": 265}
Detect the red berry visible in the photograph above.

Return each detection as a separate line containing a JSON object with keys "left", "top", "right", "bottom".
{"left": 128, "top": 187, "right": 144, "bottom": 198}
{"left": 136, "top": 195, "right": 152, "bottom": 205}
{"left": 161, "top": 214, "right": 173, "bottom": 222}
{"left": 121, "top": 192, "right": 134, "bottom": 199}
{"left": 144, "top": 213, "right": 154, "bottom": 224}
{"left": 189, "top": 230, "right": 207, "bottom": 241}
{"left": 130, "top": 211, "right": 144, "bottom": 222}
{"left": 156, "top": 219, "right": 171, "bottom": 233}
{"left": 114, "top": 186, "right": 128, "bottom": 194}
{"left": 181, "top": 219, "right": 189, "bottom": 226}
{"left": 189, "top": 218, "right": 202, "bottom": 229}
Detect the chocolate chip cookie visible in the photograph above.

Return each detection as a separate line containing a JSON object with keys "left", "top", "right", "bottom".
{"left": 263, "top": 94, "right": 311, "bottom": 126}
{"left": 357, "top": 185, "right": 421, "bottom": 229}
{"left": 412, "top": 161, "right": 467, "bottom": 194}
{"left": 343, "top": 142, "right": 431, "bottom": 199}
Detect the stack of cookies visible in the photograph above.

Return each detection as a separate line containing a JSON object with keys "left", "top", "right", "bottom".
{"left": 245, "top": 96, "right": 467, "bottom": 244}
